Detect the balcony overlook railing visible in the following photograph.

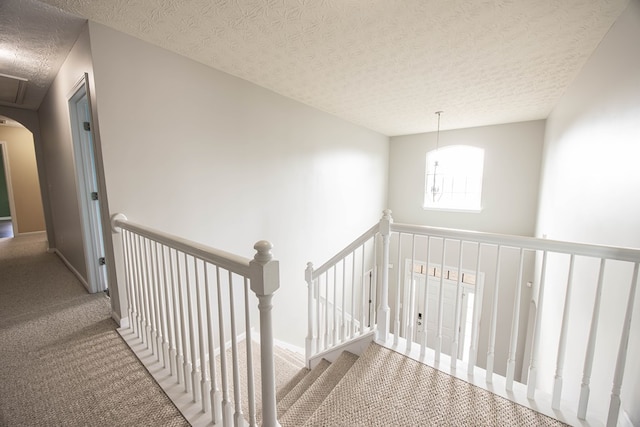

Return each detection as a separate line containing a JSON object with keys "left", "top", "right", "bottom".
{"left": 111, "top": 213, "right": 280, "bottom": 427}
{"left": 305, "top": 210, "right": 640, "bottom": 427}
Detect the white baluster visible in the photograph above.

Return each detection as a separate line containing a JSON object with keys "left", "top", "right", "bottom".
{"left": 341, "top": 258, "right": 346, "bottom": 342}
{"left": 394, "top": 233, "right": 402, "bottom": 346}
{"left": 228, "top": 271, "right": 244, "bottom": 425}
{"left": 577, "top": 258, "right": 606, "bottom": 419}
{"left": 435, "top": 239, "right": 447, "bottom": 364}
{"left": 451, "top": 241, "right": 465, "bottom": 371}
{"left": 144, "top": 239, "right": 159, "bottom": 357}
{"left": 486, "top": 245, "right": 502, "bottom": 383}
{"left": 186, "top": 255, "right": 199, "bottom": 402}
{"left": 552, "top": 254, "right": 575, "bottom": 409}
{"left": 151, "top": 242, "right": 164, "bottom": 363}
{"left": 205, "top": 264, "right": 222, "bottom": 424}
{"left": 420, "top": 236, "right": 432, "bottom": 359}
{"left": 244, "top": 277, "right": 257, "bottom": 427}
{"left": 607, "top": 262, "right": 639, "bottom": 427}
{"left": 156, "top": 244, "right": 173, "bottom": 373}
{"left": 176, "top": 250, "right": 190, "bottom": 392}
{"left": 406, "top": 234, "right": 417, "bottom": 353}
{"left": 305, "top": 262, "right": 316, "bottom": 363}
{"left": 360, "top": 244, "right": 366, "bottom": 336}
{"left": 331, "top": 265, "right": 340, "bottom": 346}
{"left": 216, "top": 266, "right": 233, "bottom": 427}
{"left": 249, "top": 241, "right": 282, "bottom": 427}
{"left": 195, "top": 259, "right": 208, "bottom": 411}
{"left": 123, "top": 231, "right": 138, "bottom": 337}
{"left": 138, "top": 236, "right": 152, "bottom": 348}
{"left": 315, "top": 274, "right": 321, "bottom": 349}
{"left": 506, "top": 248, "right": 525, "bottom": 390}
{"left": 527, "top": 251, "right": 548, "bottom": 400}
{"left": 161, "top": 245, "right": 177, "bottom": 377}
{"left": 377, "top": 209, "right": 392, "bottom": 343}
{"left": 467, "top": 244, "right": 483, "bottom": 374}
{"left": 324, "top": 271, "right": 329, "bottom": 350}
{"left": 170, "top": 248, "right": 184, "bottom": 385}
{"left": 350, "top": 251, "right": 357, "bottom": 339}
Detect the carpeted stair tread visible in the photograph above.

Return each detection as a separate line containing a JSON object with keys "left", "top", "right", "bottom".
{"left": 216, "top": 338, "right": 306, "bottom": 425}
{"left": 277, "top": 367, "right": 310, "bottom": 402}
{"left": 302, "top": 343, "right": 567, "bottom": 427}
{"left": 277, "top": 359, "right": 330, "bottom": 417}
{"left": 280, "top": 351, "right": 358, "bottom": 427}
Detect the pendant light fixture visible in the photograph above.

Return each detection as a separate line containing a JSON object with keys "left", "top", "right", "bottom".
{"left": 429, "top": 111, "right": 444, "bottom": 202}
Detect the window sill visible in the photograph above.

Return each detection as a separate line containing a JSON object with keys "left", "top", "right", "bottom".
{"left": 422, "top": 206, "right": 483, "bottom": 213}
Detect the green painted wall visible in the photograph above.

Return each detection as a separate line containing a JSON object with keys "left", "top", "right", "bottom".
{"left": 0, "top": 149, "right": 10, "bottom": 217}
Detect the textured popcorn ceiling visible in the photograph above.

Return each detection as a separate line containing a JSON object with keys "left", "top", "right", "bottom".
{"left": 4, "top": 0, "right": 631, "bottom": 135}
{"left": 0, "top": 0, "right": 86, "bottom": 110}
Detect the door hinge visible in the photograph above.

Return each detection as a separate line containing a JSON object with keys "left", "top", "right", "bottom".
{"left": 83, "top": 121, "right": 91, "bottom": 131}
{"left": 98, "top": 257, "right": 106, "bottom": 266}
{"left": 91, "top": 191, "right": 98, "bottom": 200}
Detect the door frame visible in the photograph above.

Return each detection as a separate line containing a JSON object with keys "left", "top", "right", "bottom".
{"left": 68, "top": 74, "right": 107, "bottom": 293}
{"left": 0, "top": 141, "right": 18, "bottom": 237}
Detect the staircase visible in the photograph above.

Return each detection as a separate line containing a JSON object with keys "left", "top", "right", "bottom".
{"left": 276, "top": 343, "right": 567, "bottom": 427}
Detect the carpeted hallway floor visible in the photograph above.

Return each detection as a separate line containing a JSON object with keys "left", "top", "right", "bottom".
{"left": 0, "top": 233, "right": 188, "bottom": 426}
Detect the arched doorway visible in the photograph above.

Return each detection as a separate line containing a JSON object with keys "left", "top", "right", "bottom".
{"left": 0, "top": 115, "right": 45, "bottom": 239}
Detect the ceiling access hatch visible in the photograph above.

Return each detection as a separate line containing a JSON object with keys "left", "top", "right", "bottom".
{"left": 0, "top": 73, "right": 28, "bottom": 105}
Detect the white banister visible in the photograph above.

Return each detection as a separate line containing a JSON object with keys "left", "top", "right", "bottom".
{"left": 607, "top": 262, "right": 639, "bottom": 427}
{"left": 552, "top": 254, "right": 575, "bottom": 409}
{"left": 578, "top": 258, "right": 607, "bottom": 419}
{"left": 377, "top": 209, "right": 392, "bottom": 343}
{"left": 111, "top": 214, "right": 280, "bottom": 427}
{"left": 302, "top": 211, "right": 640, "bottom": 427}
{"left": 249, "top": 240, "right": 281, "bottom": 427}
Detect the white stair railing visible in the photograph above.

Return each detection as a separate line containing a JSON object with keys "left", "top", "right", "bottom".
{"left": 111, "top": 213, "right": 281, "bottom": 427}
{"left": 306, "top": 210, "right": 640, "bottom": 427}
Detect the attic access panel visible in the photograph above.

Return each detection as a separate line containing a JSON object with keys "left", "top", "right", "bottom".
{"left": 0, "top": 73, "right": 27, "bottom": 105}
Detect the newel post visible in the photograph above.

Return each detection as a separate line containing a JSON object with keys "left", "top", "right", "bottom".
{"left": 250, "top": 241, "right": 282, "bottom": 427}
{"left": 305, "top": 262, "right": 316, "bottom": 364}
{"left": 376, "top": 209, "right": 393, "bottom": 343}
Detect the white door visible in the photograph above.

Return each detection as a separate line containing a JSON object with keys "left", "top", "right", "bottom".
{"left": 69, "top": 75, "right": 107, "bottom": 293}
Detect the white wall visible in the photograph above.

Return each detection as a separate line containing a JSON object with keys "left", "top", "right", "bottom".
{"left": 536, "top": 1, "right": 640, "bottom": 424}
{"left": 389, "top": 120, "right": 544, "bottom": 236}
{"left": 38, "top": 25, "right": 94, "bottom": 281}
{"left": 87, "top": 22, "right": 389, "bottom": 346}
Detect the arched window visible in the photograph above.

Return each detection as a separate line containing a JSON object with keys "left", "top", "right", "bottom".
{"left": 424, "top": 145, "right": 484, "bottom": 211}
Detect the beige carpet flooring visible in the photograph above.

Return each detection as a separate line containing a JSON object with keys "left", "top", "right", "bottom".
{"left": 0, "top": 234, "right": 188, "bottom": 426}
{"left": 299, "top": 343, "right": 568, "bottom": 427}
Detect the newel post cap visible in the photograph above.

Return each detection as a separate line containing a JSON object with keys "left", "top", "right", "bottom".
{"left": 250, "top": 240, "right": 280, "bottom": 296}
{"left": 380, "top": 209, "right": 393, "bottom": 235}
{"left": 111, "top": 213, "right": 127, "bottom": 233}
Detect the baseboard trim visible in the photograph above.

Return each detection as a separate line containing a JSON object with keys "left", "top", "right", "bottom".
{"left": 113, "top": 312, "right": 129, "bottom": 329}
{"left": 0, "top": 216, "right": 11, "bottom": 220}
{"left": 16, "top": 230, "right": 46, "bottom": 237}
{"left": 53, "top": 249, "right": 90, "bottom": 291}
